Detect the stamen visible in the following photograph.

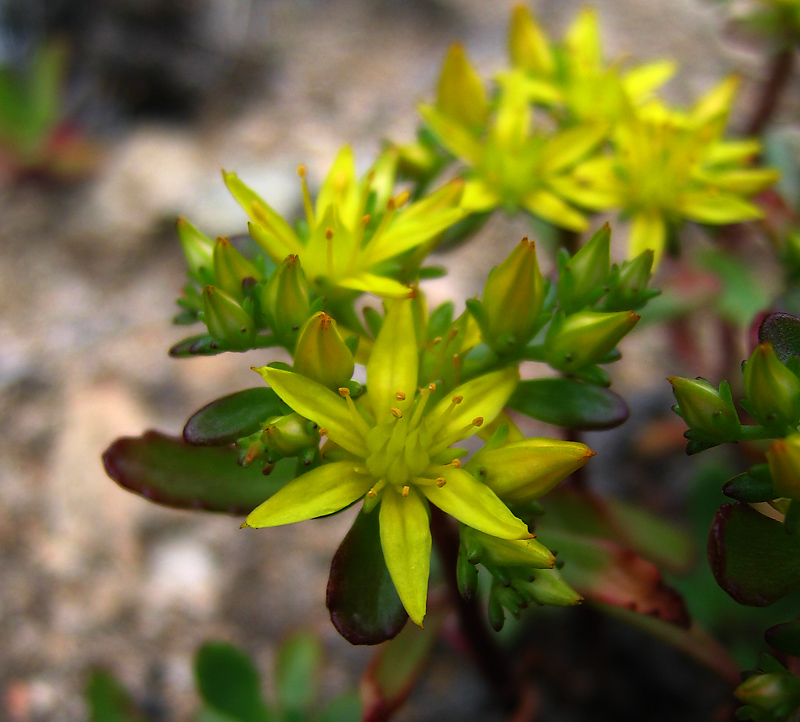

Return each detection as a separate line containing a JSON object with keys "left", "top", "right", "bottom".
{"left": 472, "top": 417, "right": 484, "bottom": 427}
{"left": 402, "top": 485, "right": 410, "bottom": 497}
{"left": 318, "top": 427, "right": 328, "bottom": 437}
{"left": 338, "top": 387, "right": 351, "bottom": 397}
{"left": 453, "top": 395, "right": 463, "bottom": 404}
{"left": 326, "top": 228, "right": 334, "bottom": 275}
{"left": 395, "top": 391, "right": 406, "bottom": 401}
{"left": 408, "top": 385, "right": 434, "bottom": 429}
{"left": 394, "top": 190, "right": 411, "bottom": 208}
{"left": 451, "top": 459, "right": 462, "bottom": 468}
{"left": 437, "top": 477, "right": 446, "bottom": 488}
{"left": 298, "top": 165, "right": 315, "bottom": 228}
{"left": 364, "top": 196, "right": 398, "bottom": 251}
{"left": 391, "top": 407, "right": 403, "bottom": 419}
{"left": 367, "top": 488, "right": 377, "bottom": 498}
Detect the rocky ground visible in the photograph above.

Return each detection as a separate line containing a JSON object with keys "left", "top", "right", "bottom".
{"left": 0, "top": 1, "right": 796, "bottom": 720}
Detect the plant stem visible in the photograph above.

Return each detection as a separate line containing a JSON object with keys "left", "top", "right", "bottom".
{"left": 429, "top": 506, "right": 523, "bottom": 714}
{"left": 746, "top": 48, "right": 795, "bottom": 136}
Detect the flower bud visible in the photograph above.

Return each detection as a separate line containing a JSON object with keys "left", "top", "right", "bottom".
{"left": 508, "top": 4, "right": 554, "bottom": 75}
{"left": 461, "top": 526, "right": 554, "bottom": 569}
{"left": 743, "top": 343, "right": 800, "bottom": 432}
{"left": 436, "top": 44, "right": 488, "bottom": 132}
{"left": 516, "top": 568, "right": 583, "bottom": 607}
{"left": 544, "top": 310, "right": 639, "bottom": 373}
{"left": 213, "top": 237, "right": 261, "bottom": 299}
{"left": 262, "top": 412, "right": 318, "bottom": 457}
{"left": 481, "top": 237, "right": 545, "bottom": 349}
{"left": 735, "top": 671, "right": 800, "bottom": 713}
{"left": 558, "top": 224, "right": 611, "bottom": 313}
{"left": 177, "top": 217, "right": 214, "bottom": 278}
{"left": 767, "top": 434, "right": 800, "bottom": 502}
{"left": 261, "top": 255, "right": 311, "bottom": 344}
{"left": 602, "top": 249, "right": 656, "bottom": 311}
{"left": 202, "top": 285, "right": 255, "bottom": 349}
{"left": 668, "top": 377, "right": 742, "bottom": 442}
{"left": 472, "top": 439, "right": 594, "bottom": 504}
{"left": 293, "top": 312, "right": 355, "bottom": 390}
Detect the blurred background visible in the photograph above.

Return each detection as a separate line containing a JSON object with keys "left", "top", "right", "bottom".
{"left": 1, "top": 1, "right": 799, "bottom": 720}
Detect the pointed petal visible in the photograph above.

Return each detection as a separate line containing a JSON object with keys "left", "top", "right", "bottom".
{"left": 379, "top": 486, "right": 431, "bottom": 627}
{"left": 253, "top": 367, "right": 367, "bottom": 456}
{"left": 678, "top": 191, "right": 764, "bottom": 225}
{"left": 336, "top": 273, "right": 414, "bottom": 299}
{"left": 421, "top": 467, "right": 530, "bottom": 540}
{"left": 245, "top": 461, "right": 371, "bottom": 527}
{"left": 690, "top": 76, "right": 739, "bottom": 127}
{"left": 428, "top": 367, "right": 519, "bottom": 445}
{"left": 539, "top": 125, "right": 608, "bottom": 175}
{"left": 436, "top": 44, "right": 489, "bottom": 132}
{"left": 366, "top": 208, "right": 466, "bottom": 266}
{"left": 315, "top": 146, "right": 360, "bottom": 225}
{"left": 367, "top": 300, "right": 418, "bottom": 421}
{"left": 564, "top": 7, "right": 602, "bottom": 69}
{"left": 521, "top": 188, "right": 588, "bottom": 231}
{"left": 461, "top": 180, "right": 501, "bottom": 212}
{"left": 629, "top": 210, "right": 667, "bottom": 267}
{"left": 508, "top": 4, "right": 555, "bottom": 75}
{"left": 705, "top": 139, "right": 761, "bottom": 167}
{"left": 248, "top": 221, "right": 300, "bottom": 265}
{"left": 692, "top": 167, "right": 779, "bottom": 195}
{"left": 547, "top": 174, "right": 620, "bottom": 211}
{"left": 622, "top": 61, "right": 676, "bottom": 100}
{"left": 419, "top": 104, "right": 482, "bottom": 166}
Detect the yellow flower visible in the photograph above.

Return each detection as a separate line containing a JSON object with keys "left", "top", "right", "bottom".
{"left": 558, "top": 78, "right": 779, "bottom": 265}
{"left": 419, "top": 46, "right": 606, "bottom": 231}
{"left": 245, "top": 299, "right": 531, "bottom": 626}
{"left": 224, "top": 146, "right": 465, "bottom": 301}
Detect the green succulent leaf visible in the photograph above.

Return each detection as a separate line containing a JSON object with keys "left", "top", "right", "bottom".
{"left": 759, "top": 313, "right": 800, "bottom": 364}
{"left": 102, "top": 431, "right": 294, "bottom": 514}
{"left": 86, "top": 669, "right": 147, "bottom": 722}
{"left": 722, "top": 470, "right": 776, "bottom": 504}
{"left": 183, "top": 388, "right": 285, "bottom": 446}
{"left": 275, "top": 632, "right": 322, "bottom": 717}
{"left": 765, "top": 618, "right": 800, "bottom": 657}
{"left": 708, "top": 502, "right": 800, "bottom": 606}
{"left": 326, "top": 509, "right": 408, "bottom": 645}
{"left": 508, "top": 377, "right": 629, "bottom": 430}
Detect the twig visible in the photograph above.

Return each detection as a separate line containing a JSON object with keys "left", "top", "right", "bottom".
{"left": 746, "top": 47, "right": 795, "bottom": 137}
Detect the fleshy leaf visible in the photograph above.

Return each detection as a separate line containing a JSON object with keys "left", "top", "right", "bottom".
{"left": 327, "top": 508, "right": 408, "bottom": 645}
{"left": 361, "top": 610, "right": 445, "bottom": 722}
{"left": 708, "top": 502, "right": 800, "bottom": 606}
{"left": 183, "top": 388, "right": 285, "bottom": 446}
{"left": 86, "top": 669, "right": 147, "bottom": 722}
{"left": 765, "top": 619, "right": 800, "bottom": 657}
{"left": 759, "top": 312, "right": 800, "bottom": 363}
{"left": 379, "top": 486, "right": 431, "bottom": 627}
{"left": 508, "top": 378, "right": 629, "bottom": 430}
{"left": 245, "top": 461, "right": 371, "bottom": 528}
{"left": 195, "top": 641, "right": 270, "bottom": 722}
{"left": 275, "top": 633, "right": 322, "bottom": 717}
{"left": 102, "top": 432, "right": 295, "bottom": 514}
{"left": 722, "top": 471, "right": 776, "bottom": 503}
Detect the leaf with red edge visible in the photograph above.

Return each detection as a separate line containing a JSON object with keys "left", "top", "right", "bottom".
{"left": 327, "top": 510, "right": 408, "bottom": 645}
{"left": 708, "top": 502, "right": 800, "bottom": 606}
{"left": 102, "top": 431, "right": 294, "bottom": 514}
{"left": 361, "top": 609, "right": 445, "bottom": 722}
{"left": 758, "top": 312, "right": 800, "bottom": 363}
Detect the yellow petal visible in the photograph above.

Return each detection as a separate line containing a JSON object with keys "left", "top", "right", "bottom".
{"left": 245, "top": 461, "right": 371, "bottom": 527}
{"left": 690, "top": 75, "right": 740, "bottom": 127}
{"left": 461, "top": 180, "right": 501, "bottom": 212}
{"left": 692, "top": 167, "right": 779, "bottom": 195}
{"left": 520, "top": 188, "right": 588, "bottom": 231}
{"left": 420, "top": 467, "right": 530, "bottom": 540}
{"left": 539, "top": 124, "right": 608, "bottom": 175}
{"left": 427, "top": 367, "right": 520, "bottom": 445}
{"left": 336, "top": 273, "right": 413, "bottom": 299}
{"left": 419, "top": 104, "right": 483, "bottom": 166}
{"left": 564, "top": 7, "right": 602, "bottom": 70}
{"left": 315, "top": 146, "right": 360, "bottom": 226}
{"left": 547, "top": 174, "right": 620, "bottom": 211}
{"left": 436, "top": 44, "right": 488, "bottom": 132}
{"left": 379, "top": 486, "right": 431, "bottom": 627}
{"left": 253, "top": 367, "right": 367, "bottom": 456}
{"left": 367, "top": 299, "right": 418, "bottom": 421}
{"left": 678, "top": 190, "right": 764, "bottom": 225}
{"left": 622, "top": 61, "right": 676, "bottom": 100}
{"left": 629, "top": 210, "right": 667, "bottom": 267}
{"left": 508, "top": 4, "right": 555, "bottom": 75}
{"left": 705, "top": 139, "right": 762, "bottom": 167}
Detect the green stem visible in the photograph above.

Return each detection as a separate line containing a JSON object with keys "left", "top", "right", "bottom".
{"left": 738, "top": 425, "right": 776, "bottom": 442}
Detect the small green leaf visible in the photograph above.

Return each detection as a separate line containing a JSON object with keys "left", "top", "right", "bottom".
{"left": 508, "top": 377, "right": 629, "bottom": 430}
{"left": 86, "top": 669, "right": 146, "bottom": 722}
{"left": 759, "top": 313, "right": 800, "bottom": 363}
{"left": 765, "top": 618, "right": 800, "bottom": 656}
{"left": 183, "top": 388, "right": 285, "bottom": 446}
{"left": 275, "top": 632, "right": 322, "bottom": 716}
{"left": 316, "top": 693, "right": 362, "bottom": 722}
{"left": 169, "top": 334, "right": 226, "bottom": 357}
{"left": 326, "top": 510, "right": 408, "bottom": 645}
{"left": 195, "top": 642, "right": 271, "bottom": 722}
{"left": 708, "top": 502, "right": 800, "bottom": 606}
{"left": 722, "top": 471, "right": 776, "bottom": 503}
{"left": 102, "top": 431, "right": 294, "bottom": 514}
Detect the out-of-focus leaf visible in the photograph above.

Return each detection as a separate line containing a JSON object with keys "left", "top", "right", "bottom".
{"left": 102, "top": 431, "right": 294, "bottom": 514}
{"left": 765, "top": 618, "right": 800, "bottom": 656}
{"left": 183, "top": 388, "right": 284, "bottom": 446}
{"left": 361, "top": 610, "right": 445, "bottom": 722}
{"left": 86, "top": 669, "right": 147, "bottom": 722}
{"left": 759, "top": 312, "right": 800, "bottom": 363}
{"left": 275, "top": 632, "right": 322, "bottom": 717}
{"left": 764, "top": 128, "right": 800, "bottom": 207}
{"left": 169, "top": 334, "right": 225, "bottom": 357}
{"left": 695, "top": 248, "right": 770, "bottom": 327}
{"left": 327, "top": 510, "right": 408, "bottom": 645}
{"left": 317, "top": 693, "right": 362, "bottom": 722}
{"left": 195, "top": 642, "right": 271, "bottom": 722}
{"left": 708, "top": 502, "right": 800, "bottom": 606}
{"left": 508, "top": 377, "right": 629, "bottom": 430}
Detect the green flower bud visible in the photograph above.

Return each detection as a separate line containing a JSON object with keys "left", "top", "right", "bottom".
{"left": 202, "top": 285, "right": 255, "bottom": 349}
{"left": 481, "top": 237, "right": 545, "bottom": 349}
{"left": 735, "top": 671, "right": 800, "bottom": 714}
{"left": 177, "top": 217, "right": 214, "bottom": 278}
{"left": 293, "top": 312, "right": 355, "bottom": 390}
{"left": 743, "top": 343, "right": 800, "bottom": 432}
{"left": 261, "top": 254, "right": 311, "bottom": 344}
{"left": 471, "top": 438, "right": 595, "bottom": 504}
{"left": 668, "top": 377, "right": 742, "bottom": 442}
{"left": 603, "top": 250, "right": 656, "bottom": 311}
{"left": 461, "top": 526, "right": 554, "bottom": 569}
{"left": 558, "top": 223, "right": 611, "bottom": 313}
{"left": 262, "top": 412, "right": 318, "bottom": 457}
{"left": 767, "top": 434, "right": 800, "bottom": 502}
{"left": 544, "top": 310, "right": 639, "bottom": 373}
{"left": 213, "top": 237, "right": 261, "bottom": 299}
{"left": 515, "top": 568, "right": 582, "bottom": 607}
